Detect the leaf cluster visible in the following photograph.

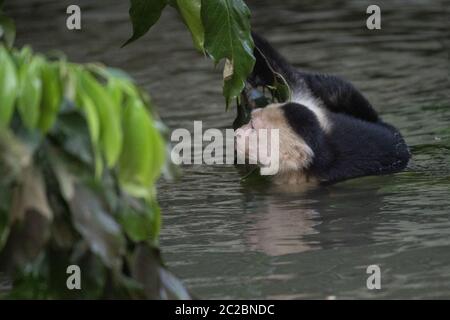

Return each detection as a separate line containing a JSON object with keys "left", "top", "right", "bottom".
{"left": 0, "top": 45, "right": 187, "bottom": 299}
{"left": 125, "top": 0, "right": 255, "bottom": 107}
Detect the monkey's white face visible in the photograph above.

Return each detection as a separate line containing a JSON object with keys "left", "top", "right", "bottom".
{"left": 235, "top": 105, "right": 282, "bottom": 170}
{"left": 235, "top": 103, "right": 314, "bottom": 176}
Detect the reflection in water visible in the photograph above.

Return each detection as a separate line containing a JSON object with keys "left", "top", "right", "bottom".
{"left": 244, "top": 179, "right": 390, "bottom": 256}
{"left": 6, "top": 0, "right": 450, "bottom": 299}
{"left": 246, "top": 199, "right": 321, "bottom": 256}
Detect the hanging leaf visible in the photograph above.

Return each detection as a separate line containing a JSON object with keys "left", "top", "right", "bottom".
{"left": 76, "top": 94, "right": 100, "bottom": 148}
{"left": 17, "top": 56, "right": 44, "bottom": 130}
{"left": 73, "top": 67, "right": 100, "bottom": 148}
{"left": 119, "top": 100, "right": 165, "bottom": 198}
{"left": 147, "top": 118, "right": 166, "bottom": 185}
{"left": 78, "top": 70, "right": 123, "bottom": 168}
{"left": 175, "top": 0, "right": 204, "bottom": 51}
{"left": 0, "top": 46, "right": 18, "bottom": 127}
{"left": 119, "top": 100, "right": 152, "bottom": 190}
{"left": 201, "top": 0, "right": 255, "bottom": 107}
{"left": 123, "top": 0, "right": 167, "bottom": 47}
{"left": 38, "top": 63, "right": 62, "bottom": 132}
{"left": 14, "top": 46, "right": 33, "bottom": 65}
{"left": 75, "top": 92, "right": 103, "bottom": 176}
{"left": 107, "top": 77, "right": 124, "bottom": 107}
{"left": 118, "top": 197, "right": 159, "bottom": 243}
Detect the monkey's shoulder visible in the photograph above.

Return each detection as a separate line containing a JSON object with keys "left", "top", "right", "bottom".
{"left": 280, "top": 103, "right": 410, "bottom": 184}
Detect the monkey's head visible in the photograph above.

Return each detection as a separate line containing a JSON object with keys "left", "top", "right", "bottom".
{"left": 235, "top": 103, "right": 316, "bottom": 177}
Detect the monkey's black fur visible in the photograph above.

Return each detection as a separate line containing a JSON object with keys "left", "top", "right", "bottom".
{"left": 249, "top": 32, "right": 410, "bottom": 184}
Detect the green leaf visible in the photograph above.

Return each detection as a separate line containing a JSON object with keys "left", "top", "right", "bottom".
{"left": 201, "top": 0, "right": 255, "bottom": 107}
{"left": 119, "top": 100, "right": 165, "bottom": 197}
{"left": 107, "top": 78, "right": 124, "bottom": 107}
{"left": 123, "top": 0, "right": 167, "bottom": 47}
{"left": 78, "top": 70, "right": 123, "bottom": 168}
{"left": 144, "top": 104, "right": 166, "bottom": 187}
{"left": 0, "top": 45, "right": 18, "bottom": 127}
{"left": 118, "top": 198, "right": 159, "bottom": 243}
{"left": 13, "top": 46, "right": 33, "bottom": 66}
{"left": 38, "top": 62, "right": 62, "bottom": 132}
{"left": 75, "top": 91, "right": 103, "bottom": 176}
{"left": 17, "top": 56, "right": 44, "bottom": 130}
{"left": 175, "top": 0, "right": 204, "bottom": 51}
{"left": 50, "top": 110, "right": 96, "bottom": 166}
{"left": 0, "top": 13, "right": 16, "bottom": 48}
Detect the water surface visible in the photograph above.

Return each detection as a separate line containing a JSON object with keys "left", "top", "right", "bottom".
{"left": 7, "top": 0, "right": 450, "bottom": 299}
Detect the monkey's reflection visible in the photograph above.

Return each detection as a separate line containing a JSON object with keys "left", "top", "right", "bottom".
{"left": 246, "top": 202, "right": 321, "bottom": 256}
{"left": 242, "top": 178, "right": 386, "bottom": 257}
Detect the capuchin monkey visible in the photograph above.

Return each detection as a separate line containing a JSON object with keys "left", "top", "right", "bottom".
{"left": 235, "top": 32, "right": 410, "bottom": 186}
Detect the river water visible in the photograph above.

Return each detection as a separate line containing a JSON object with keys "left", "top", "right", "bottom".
{"left": 6, "top": 0, "right": 449, "bottom": 299}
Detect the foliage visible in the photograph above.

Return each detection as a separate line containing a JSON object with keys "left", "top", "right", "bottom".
{"left": 124, "top": 0, "right": 255, "bottom": 107}
{"left": 175, "top": 0, "right": 204, "bottom": 51}
{"left": 123, "top": 0, "right": 168, "bottom": 47}
{"left": 0, "top": 43, "right": 189, "bottom": 299}
{"left": 202, "top": 0, "right": 254, "bottom": 107}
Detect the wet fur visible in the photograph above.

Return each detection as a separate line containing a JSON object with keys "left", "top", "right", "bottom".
{"left": 240, "top": 32, "right": 410, "bottom": 185}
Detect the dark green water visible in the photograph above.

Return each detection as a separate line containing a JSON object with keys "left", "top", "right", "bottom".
{"left": 7, "top": 0, "right": 449, "bottom": 299}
